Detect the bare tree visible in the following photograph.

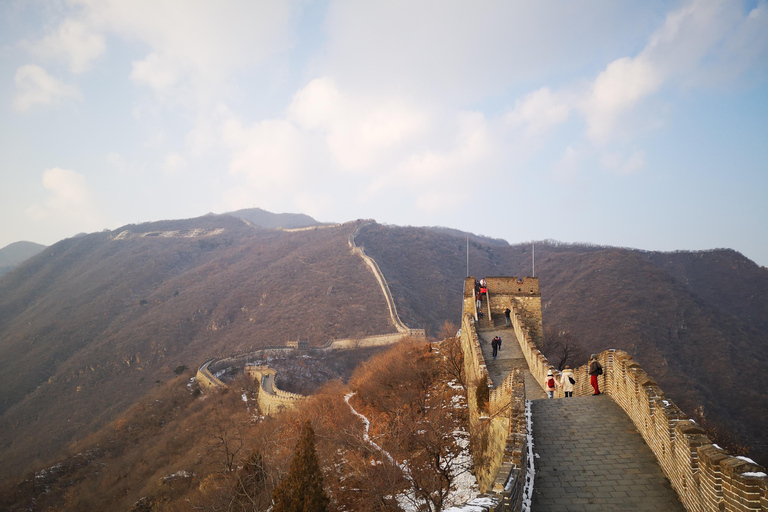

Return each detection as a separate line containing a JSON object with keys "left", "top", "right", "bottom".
{"left": 439, "top": 321, "right": 466, "bottom": 390}
{"left": 541, "top": 327, "right": 587, "bottom": 370}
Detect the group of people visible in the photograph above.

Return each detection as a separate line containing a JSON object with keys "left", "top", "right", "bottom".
{"left": 474, "top": 279, "right": 488, "bottom": 320}
{"left": 544, "top": 355, "right": 603, "bottom": 398}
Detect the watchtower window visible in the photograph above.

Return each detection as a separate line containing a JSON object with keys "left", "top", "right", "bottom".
{"left": 518, "top": 288, "right": 521, "bottom": 292}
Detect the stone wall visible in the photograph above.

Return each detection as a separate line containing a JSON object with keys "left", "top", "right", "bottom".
{"left": 485, "top": 276, "right": 540, "bottom": 296}
{"left": 323, "top": 330, "right": 425, "bottom": 350}
{"left": 348, "top": 222, "right": 410, "bottom": 334}
{"left": 459, "top": 304, "right": 527, "bottom": 508}
{"left": 252, "top": 366, "right": 305, "bottom": 417}
{"left": 196, "top": 359, "right": 226, "bottom": 390}
{"left": 508, "top": 307, "right": 768, "bottom": 511}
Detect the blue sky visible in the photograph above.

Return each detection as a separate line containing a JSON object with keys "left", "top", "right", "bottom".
{"left": 1, "top": 0, "right": 767, "bottom": 265}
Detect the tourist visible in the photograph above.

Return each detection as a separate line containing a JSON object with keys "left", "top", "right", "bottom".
{"left": 560, "top": 366, "right": 575, "bottom": 397}
{"left": 589, "top": 354, "right": 603, "bottom": 395}
{"left": 504, "top": 307, "right": 511, "bottom": 326}
{"left": 492, "top": 335, "right": 501, "bottom": 359}
{"left": 545, "top": 369, "right": 557, "bottom": 399}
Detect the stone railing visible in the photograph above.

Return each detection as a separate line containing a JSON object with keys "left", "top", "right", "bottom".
{"left": 508, "top": 305, "right": 768, "bottom": 511}
{"left": 251, "top": 366, "right": 305, "bottom": 416}
{"left": 459, "top": 313, "right": 527, "bottom": 510}
{"left": 196, "top": 359, "right": 226, "bottom": 390}
{"left": 323, "top": 330, "right": 425, "bottom": 350}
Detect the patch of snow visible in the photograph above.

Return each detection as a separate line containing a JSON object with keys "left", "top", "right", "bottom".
{"left": 742, "top": 472, "right": 767, "bottom": 478}
{"left": 163, "top": 470, "right": 193, "bottom": 481}
{"left": 736, "top": 455, "right": 758, "bottom": 465}
{"left": 712, "top": 444, "right": 722, "bottom": 450}
{"left": 344, "top": 393, "right": 402, "bottom": 472}
{"left": 522, "top": 399, "right": 535, "bottom": 512}
{"left": 241, "top": 393, "right": 248, "bottom": 402}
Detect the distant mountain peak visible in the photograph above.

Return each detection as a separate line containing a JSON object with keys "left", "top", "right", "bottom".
{"left": 226, "top": 208, "right": 325, "bottom": 230}
{"left": 0, "top": 240, "right": 47, "bottom": 276}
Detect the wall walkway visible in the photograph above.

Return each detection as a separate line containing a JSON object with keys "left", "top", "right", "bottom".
{"left": 531, "top": 395, "right": 685, "bottom": 511}
{"left": 348, "top": 222, "right": 411, "bottom": 334}
{"left": 459, "top": 276, "right": 767, "bottom": 511}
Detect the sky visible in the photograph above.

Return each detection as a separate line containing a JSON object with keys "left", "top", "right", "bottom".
{"left": 1, "top": 0, "right": 767, "bottom": 266}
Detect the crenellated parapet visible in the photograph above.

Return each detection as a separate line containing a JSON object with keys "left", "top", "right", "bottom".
{"left": 250, "top": 365, "right": 305, "bottom": 417}
{"left": 196, "top": 359, "right": 226, "bottom": 390}
{"left": 459, "top": 302, "right": 527, "bottom": 509}
{"left": 508, "top": 301, "right": 768, "bottom": 511}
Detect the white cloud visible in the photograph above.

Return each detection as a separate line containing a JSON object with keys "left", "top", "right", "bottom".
{"left": 130, "top": 52, "right": 180, "bottom": 94}
{"left": 288, "top": 77, "right": 430, "bottom": 171}
{"left": 13, "top": 65, "right": 81, "bottom": 112}
{"left": 26, "top": 168, "right": 105, "bottom": 232}
{"left": 506, "top": 87, "right": 572, "bottom": 136}
{"left": 321, "top": 1, "right": 666, "bottom": 101}
{"left": 552, "top": 146, "right": 582, "bottom": 182}
{"left": 163, "top": 153, "right": 185, "bottom": 175}
{"left": 67, "top": 0, "right": 298, "bottom": 99}
{"left": 601, "top": 151, "right": 646, "bottom": 176}
{"left": 221, "top": 117, "right": 317, "bottom": 211}
{"left": 362, "top": 110, "right": 498, "bottom": 214}
{"left": 582, "top": 0, "right": 768, "bottom": 143}
{"left": 582, "top": 56, "right": 662, "bottom": 144}
{"left": 32, "top": 19, "right": 105, "bottom": 73}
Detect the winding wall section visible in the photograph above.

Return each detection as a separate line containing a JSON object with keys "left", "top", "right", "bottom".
{"left": 460, "top": 275, "right": 767, "bottom": 511}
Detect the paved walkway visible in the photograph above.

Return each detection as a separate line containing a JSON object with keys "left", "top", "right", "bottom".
{"left": 478, "top": 326, "right": 546, "bottom": 400}
{"left": 475, "top": 327, "right": 684, "bottom": 510}
{"left": 529, "top": 395, "right": 685, "bottom": 511}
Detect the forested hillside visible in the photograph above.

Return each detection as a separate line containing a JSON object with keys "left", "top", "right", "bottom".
{"left": 1, "top": 213, "right": 766, "bottom": 507}
{"left": 0, "top": 215, "right": 392, "bottom": 482}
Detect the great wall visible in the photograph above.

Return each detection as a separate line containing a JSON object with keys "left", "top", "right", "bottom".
{"left": 195, "top": 225, "right": 767, "bottom": 511}
{"left": 196, "top": 221, "right": 424, "bottom": 414}
{"left": 458, "top": 275, "right": 767, "bottom": 511}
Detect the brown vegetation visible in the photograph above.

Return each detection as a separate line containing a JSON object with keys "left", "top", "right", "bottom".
{"left": 0, "top": 217, "right": 394, "bottom": 482}
{"left": 1, "top": 338, "right": 472, "bottom": 511}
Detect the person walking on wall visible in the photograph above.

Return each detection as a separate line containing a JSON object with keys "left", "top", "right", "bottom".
{"left": 560, "top": 365, "right": 575, "bottom": 397}
{"left": 589, "top": 354, "right": 603, "bottom": 395}
{"left": 491, "top": 336, "right": 501, "bottom": 359}
{"left": 545, "top": 369, "right": 557, "bottom": 399}
{"left": 504, "top": 307, "right": 511, "bottom": 326}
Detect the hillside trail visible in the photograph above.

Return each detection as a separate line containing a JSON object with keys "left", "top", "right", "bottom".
{"left": 477, "top": 327, "right": 685, "bottom": 511}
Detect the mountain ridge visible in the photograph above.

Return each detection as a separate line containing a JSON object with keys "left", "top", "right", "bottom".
{"left": 0, "top": 210, "right": 765, "bottom": 488}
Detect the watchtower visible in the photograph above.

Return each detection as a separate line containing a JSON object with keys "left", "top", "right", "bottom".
{"left": 464, "top": 276, "right": 543, "bottom": 344}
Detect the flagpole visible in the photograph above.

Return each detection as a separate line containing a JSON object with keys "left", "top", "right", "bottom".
{"left": 466, "top": 236, "right": 469, "bottom": 277}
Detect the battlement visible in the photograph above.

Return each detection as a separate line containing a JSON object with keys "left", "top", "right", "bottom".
{"left": 286, "top": 339, "right": 309, "bottom": 350}
{"left": 458, "top": 277, "right": 767, "bottom": 511}
{"left": 464, "top": 276, "right": 540, "bottom": 297}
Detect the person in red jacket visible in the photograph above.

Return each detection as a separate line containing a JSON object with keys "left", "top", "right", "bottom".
{"left": 589, "top": 354, "right": 603, "bottom": 395}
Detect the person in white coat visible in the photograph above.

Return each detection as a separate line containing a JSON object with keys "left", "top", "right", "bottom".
{"left": 560, "top": 366, "right": 575, "bottom": 397}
